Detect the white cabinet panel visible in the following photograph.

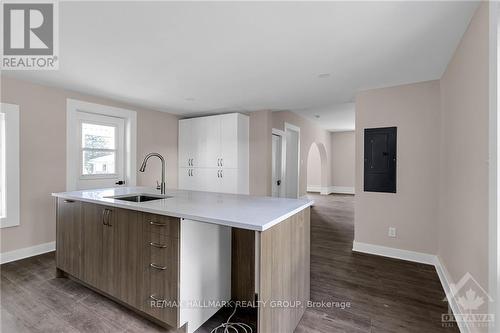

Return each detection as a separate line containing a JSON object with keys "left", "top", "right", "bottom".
{"left": 198, "top": 116, "right": 221, "bottom": 168}
{"left": 218, "top": 169, "right": 237, "bottom": 194}
{"left": 179, "top": 168, "right": 195, "bottom": 191}
{"left": 190, "top": 118, "right": 203, "bottom": 168}
{"left": 220, "top": 114, "right": 238, "bottom": 169}
{"left": 179, "top": 120, "right": 192, "bottom": 168}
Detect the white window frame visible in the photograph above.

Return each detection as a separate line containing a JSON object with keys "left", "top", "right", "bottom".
{"left": 77, "top": 112, "right": 125, "bottom": 179}
{"left": 0, "top": 103, "right": 20, "bottom": 229}
{"left": 66, "top": 99, "right": 137, "bottom": 191}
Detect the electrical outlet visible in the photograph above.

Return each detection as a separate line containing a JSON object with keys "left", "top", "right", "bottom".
{"left": 388, "top": 227, "right": 397, "bottom": 238}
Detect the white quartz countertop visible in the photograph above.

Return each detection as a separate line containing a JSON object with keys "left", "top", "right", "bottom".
{"left": 52, "top": 187, "right": 313, "bottom": 231}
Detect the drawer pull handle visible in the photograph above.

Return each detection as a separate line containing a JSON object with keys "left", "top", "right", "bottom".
{"left": 64, "top": 199, "right": 75, "bottom": 203}
{"left": 150, "top": 294, "right": 166, "bottom": 302}
{"left": 149, "top": 221, "right": 166, "bottom": 227}
{"left": 150, "top": 242, "right": 167, "bottom": 248}
{"left": 150, "top": 263, "right": 167, "bottom": 270}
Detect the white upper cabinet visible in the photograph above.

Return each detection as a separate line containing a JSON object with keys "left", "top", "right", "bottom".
{"left": 179, "top": 119, "right": 194, "bottom": 167}
{"left": 178, "top": 113, "right": 249, "bottom": 194}
{"left": 219, "top": 114, "right": 239, "bottom": 169}
{"left": 198, "top": 115, "right": 221, "bottom": 168}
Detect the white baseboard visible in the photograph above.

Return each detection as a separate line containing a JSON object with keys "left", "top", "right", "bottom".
{"left": 352, "top": 241, "right": 435, "bottom": 265}
{"left": 0, "top": 241, "right": 55, "bottom": 264}
{"left": 328, "top": 186, "right": 355, "bottom": 195}
{"left": 306, "top": 185, "right": 355, "bottom": 195}
{"left": 352, "top": 241, "right": 468, "bottom": 333}
{"left": 434, "top": 256, "right": 470, "bottom": 333}
{"left": 306, "top": 185, "right": 322, "bottom": 193}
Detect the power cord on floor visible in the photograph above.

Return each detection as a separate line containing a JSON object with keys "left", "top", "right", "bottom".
{"left": 210, "top": 302, "right": 253, "bottom": 333}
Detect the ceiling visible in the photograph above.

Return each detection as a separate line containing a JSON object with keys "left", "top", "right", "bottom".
{"left": 4, "top": 1, "right": 478, "bottom": 131}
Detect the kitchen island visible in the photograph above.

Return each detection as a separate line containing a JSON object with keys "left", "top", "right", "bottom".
{"left": 52, "top": 187, "right": 312, "bottom": 333}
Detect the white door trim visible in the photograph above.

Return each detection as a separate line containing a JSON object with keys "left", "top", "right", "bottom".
{"left": 488, "top": 2, "right": 499, "bottom": 331}
{"left": 272, "top": 128, "right": 286, "bottom": 197}
{"left": 66, "top": 99, "right": 137, "bottom": 191}
{"left": 284, "top": 122, "right": 301, "bottom": 198}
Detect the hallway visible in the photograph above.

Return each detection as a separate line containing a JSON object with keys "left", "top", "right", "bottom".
{"left": 296, "top": 193, "right": 457, "bottom": 333}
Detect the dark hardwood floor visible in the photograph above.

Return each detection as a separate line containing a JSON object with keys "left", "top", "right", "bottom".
{"left": 296, "top": 194, "right": 457, "bottom": 333}
{"left": 0, "top": 194, "right": 457, "bottom": 333}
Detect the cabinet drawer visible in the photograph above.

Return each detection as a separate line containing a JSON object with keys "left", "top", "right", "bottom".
{"left": 145, "top": 268, "right": 178, "bottom": 326}
{"left": 141, "top": 213, "right": 179, "bottom": 238}
{"left": 145, "top": 233, "right": 177, "bottom": 268}
{"left": 141, "top": 232, "right": 179, "bottom": 327}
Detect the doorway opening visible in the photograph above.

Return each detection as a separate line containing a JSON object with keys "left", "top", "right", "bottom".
{"left": 306, "top": 142, "right": 328, "bottom": 195}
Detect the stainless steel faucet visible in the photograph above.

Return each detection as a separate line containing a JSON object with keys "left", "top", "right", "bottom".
{"left": 139, "top": 153, "right": 166, "bottom": 195}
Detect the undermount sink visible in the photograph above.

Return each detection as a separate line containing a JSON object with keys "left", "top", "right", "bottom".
{"left": 107, "top": 194, "right": 173, "bottom": 203}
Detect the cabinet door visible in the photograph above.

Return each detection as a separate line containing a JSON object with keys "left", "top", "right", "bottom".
{"left": 104, "top": 208, "right": 141, "bottom": 306}
{"left": 81, "top": 202, "right": 105, "bottom": 289}
{"left": 179, "top": 119, "right": 193, "bottom": 168}
{"left": 220, "top": 114, "right": 239, "bottom": 169}
{"left": 56, "top": 198, "right": 82, "bottom": 278}
{"left": 190, "top": 118, "right": 203, "bottom": 167}
{"left": 218, "top": 169, "right": 237, "bottom": 194}
{"left": 198, "top": 116, "right": 221, "bottom": 168}
{"left": 178, "top": 168, "right": 190, "bottom": 190}
{"left": 193, "top": 168, "right": 213, "bottom": 192}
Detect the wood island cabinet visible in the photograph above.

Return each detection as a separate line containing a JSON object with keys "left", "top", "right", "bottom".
{"left": 56, "top": 198, "right": 82, "bottom": 279}
{"left": 56, "top": 199, "right": 180, "bottom": 329}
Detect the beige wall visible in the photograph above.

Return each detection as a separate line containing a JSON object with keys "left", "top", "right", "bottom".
{"left": 331, "top": 131, "right": 355, "bottom": 189}
{"left": 438, "top": 2, "right": 489, "bottom": 295}
{"left": 306, "top": 143, "right": 321, "bottom": 188}
{"left": 355, "top": 80, "right": 441, "bottom": 254}
{"left": 0, "top": 76, "right": 179, "bottom": 253}
{"left": 249, "top": 110, "right": 273, "bottom": 196}
{"left": 354, "top": 4, "right": 491, "bottom": 317}
{"left": 272, "top": 111, "right": 333, "bottom": 196}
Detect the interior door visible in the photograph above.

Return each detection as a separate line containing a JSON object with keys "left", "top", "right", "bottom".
{"left": 272, "top": 134, "right": 283, "bottom": 197}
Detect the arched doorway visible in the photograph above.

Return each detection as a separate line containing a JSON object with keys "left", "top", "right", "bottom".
{"left": 306, "top": 142, "right": 328, "bottom": 194}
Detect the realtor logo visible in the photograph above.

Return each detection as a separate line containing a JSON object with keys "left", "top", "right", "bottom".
{"left": 442, "top": 272, "right": 494, "bottom": 329}
{"left": 1, "top": 1, "right": 59, "bottom": 69}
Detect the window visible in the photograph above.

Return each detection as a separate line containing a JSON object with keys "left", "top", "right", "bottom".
{"left": 0, "top": 103, "right": 20, "bottom": 228}
{"left": 67, "top": 99, "right": 136, "bottom": 191}
{"left": 81, "top": 122, "right": 118, "bottom": 176}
